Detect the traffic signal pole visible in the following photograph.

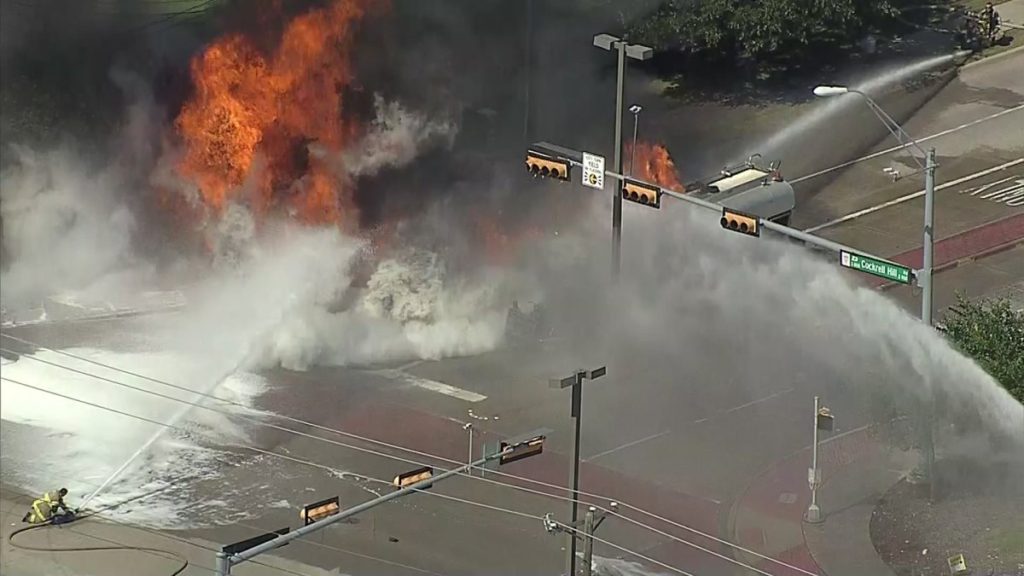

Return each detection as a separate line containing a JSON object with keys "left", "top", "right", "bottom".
{"left": 214, "top": 437, "right": 542, "bottom": 576}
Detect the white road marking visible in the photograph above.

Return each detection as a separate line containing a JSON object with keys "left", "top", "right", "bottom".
{"left": 805, "top": 157, "right": 1024, "bottom": 232}
{"left": 721, "top": 388, "right": 794, "bottom": 414}
{"left": 692, "top": 417, "right": 709, "bottom": 424}
{"left": 817, "top": 423, "right": 872, "bottom": 448}
{"left": 584, "top": 429, "right": 672, "bottom": 462}
{"left": 791, "top": 104, "right": 1024, "bottom": 184}
{"left": 376, "top": 370, "right": 488, "bottom": 403}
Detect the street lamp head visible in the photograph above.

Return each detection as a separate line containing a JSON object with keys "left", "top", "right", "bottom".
{"left": 629, "top": 104, "right": 642, "bottom": 114}
{"left": 593, "top": 33, "right": 620, "bottom": 51}
{"left": 813, "top": 85, "right": 850, "bottom": 97}
{"left": 624, "top": 43, "right": 654, "bottom": 61}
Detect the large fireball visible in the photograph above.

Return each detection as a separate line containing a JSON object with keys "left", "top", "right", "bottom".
{"left": 175, "top": 0, "right": 378, "bottom": 228}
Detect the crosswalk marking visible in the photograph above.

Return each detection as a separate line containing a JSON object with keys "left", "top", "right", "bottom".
{"left": 960, "top": 175, "right": 1024, "bottom": 206}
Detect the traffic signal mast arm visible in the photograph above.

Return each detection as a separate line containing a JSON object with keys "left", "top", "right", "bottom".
{"left": 532, "top": 145, "right": 914, "bottom": 278}
{"left": 216, "top": 433, "right": 547, "bottom": 575}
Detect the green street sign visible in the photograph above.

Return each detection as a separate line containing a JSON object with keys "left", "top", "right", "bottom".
{"left": 839, "top": 250, "right": 913, "bottom": 285}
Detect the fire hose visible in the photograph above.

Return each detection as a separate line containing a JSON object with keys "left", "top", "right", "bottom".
{"left": 8, "top": 490, "right": 190, "bottom": 576}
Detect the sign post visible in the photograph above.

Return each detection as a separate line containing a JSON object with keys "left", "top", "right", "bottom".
{"left": 839, "top": 250, "right": 913, "bottom": 284}
{"left": 582, "top": 152, "right": 605, "bottom": 190}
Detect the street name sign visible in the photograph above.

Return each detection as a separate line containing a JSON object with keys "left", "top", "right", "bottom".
{"left": 839, "top": 250, "right": 912, "bottom": 285}
{"left": 582, "top": 152, "right": 605, "bottom": 190}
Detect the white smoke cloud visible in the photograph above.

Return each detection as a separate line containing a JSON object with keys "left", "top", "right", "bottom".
{"left": 0, "top": 144, "right": 152, "bottom": 310}
{"left": 230, "top": 233, "right": 518, "bottom": 371}
{"left": 331, "top": 94, "right": 456, "bottom": 178}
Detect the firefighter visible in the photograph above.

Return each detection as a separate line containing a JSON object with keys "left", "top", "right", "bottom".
{"left": 22, "top": 488, "right": 73, "bottom": 524}
{"left": 985, "top": 2, "right": 1002, "bottom": 45}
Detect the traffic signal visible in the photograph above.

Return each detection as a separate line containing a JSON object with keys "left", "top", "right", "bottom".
{"left": 499, "top": 434, "right": 545, "bottom": 465}
{"left": 299, "top": 496, "right": 339, "bottom": 525}
{"left": 720, "top": 208, "right": 760, "bottom": 237}
{"left": 622, "top": 178, "right": 661, "bottom": 209}
{"left": 393, "top": 466, "right": 434, "bottom": 490}
{"left": 526, "top": 149, "right": 571, "bottom": 181}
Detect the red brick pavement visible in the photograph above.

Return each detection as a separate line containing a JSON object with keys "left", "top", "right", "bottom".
{"left": 860, "top": 212, "right": 1024, "bottom": 288}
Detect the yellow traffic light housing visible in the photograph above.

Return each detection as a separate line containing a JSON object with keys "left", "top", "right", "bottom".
{"left": 622, "top": 178, "right": 661, "bottom": 209}
{"left": 526, "top": 149, "right": 571, "bottom": 181}
{"left": 499, "top": 435, "right": 545, "bottom": 465}
{"left": 393, "top": 466, "right": 434, "bottom": 490}
{"left": 299, "top": 497, "right": 339, "bottom": 525}
{"left": 720, "top": 208, "right": 760, "bottom": 237}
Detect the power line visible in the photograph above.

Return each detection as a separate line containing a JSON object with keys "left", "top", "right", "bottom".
{"left": 550, "top": 517, "right": 696, "bottom": 576}
{"left": 1, "top": 375, "right": 686, "bottom": 576}
{"left": 1, "top": 333, "right": 811, "bottom": 575}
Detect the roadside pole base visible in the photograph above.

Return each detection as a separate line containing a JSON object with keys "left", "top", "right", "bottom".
{"left": 805, "top": 504, "right": 823, "bottom": 524}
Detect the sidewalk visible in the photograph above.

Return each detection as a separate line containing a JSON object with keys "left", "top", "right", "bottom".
{"left": 729, "top": 426, "right": 915, "bottom": 576}
{"left": 999, "top": 0, "right": 1024, "bottom": 28}
{"left": 0, "top": 487, "right": 330, "bottom": 576}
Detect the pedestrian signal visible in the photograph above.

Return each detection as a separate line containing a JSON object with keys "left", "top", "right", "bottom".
{"left": 816, "top": 407, "right": 834, "bottom": 431}
{"left": 622, "top": 178, "right": 661, "bottom": 209}
{"left": 720, "top": 208, "right": 760, "bottom": 237}
{"left": 526, "top": 149, "right": 571, "bottom": 181}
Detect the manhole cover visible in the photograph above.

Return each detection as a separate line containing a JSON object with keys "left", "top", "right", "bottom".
{"left": 778, "top": 492, "right": 798, "bottom": 504}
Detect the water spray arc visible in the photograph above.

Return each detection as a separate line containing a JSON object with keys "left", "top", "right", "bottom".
{"left": 79, "top": 361, "right": 245, "bottom": 509}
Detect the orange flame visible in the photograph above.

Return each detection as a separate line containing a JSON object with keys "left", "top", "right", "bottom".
{"left": 625, "top": 141, "right": 684, "bottom": 192}
{"left": 475, "top": 211, "right": 543, "bottom": 266}
{"left": 174, "top": 0, "right": 379, "bottom": 228}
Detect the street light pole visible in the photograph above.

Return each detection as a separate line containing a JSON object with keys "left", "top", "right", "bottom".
{"left": 628, "top": 104, "right": 642, "bottom": 176}
{"left": 593, "top": 34, "right": 652, "bottom": 279}
{"left": 812, "top": 85, "right": 936, "bottom": 323}
{"left": 551, "top": 366, "right": 607, "bottom": 576}
{"left": 612, "top": 42, "right": 625, "bottom": 279}
{"left": 813, "top": 85, "right": 939, "bottom": 495}
{"left": 922, "top": 148, "right": 937, "bottom": 326}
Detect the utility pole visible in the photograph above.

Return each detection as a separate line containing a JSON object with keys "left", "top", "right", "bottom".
{"left": 550, "top": 367, "right": 607, "bottom": 576}
{"left": 581, "top": 507, "right": 596, "bottom": 576}
{"left": 542, "top": 502, "right": 615, "bottom": 576}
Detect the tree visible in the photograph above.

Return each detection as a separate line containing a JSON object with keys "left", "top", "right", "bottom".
{"left": 628, "top": 0, "right": 901, "bottom": 62}
{"left": 940, "top": 293, "right": 1024, "bottom": 402}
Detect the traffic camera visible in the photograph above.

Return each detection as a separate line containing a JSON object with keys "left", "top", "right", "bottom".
{"left": 720, "top": 208, "right": 760, "bottom": 237}
{"left": 525, "top": 149, "right": 571, "bottom": 181}
{"left": 622, "top": 178, "right": 661, "bottom": 209}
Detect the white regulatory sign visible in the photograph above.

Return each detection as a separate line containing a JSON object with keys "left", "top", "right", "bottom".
{"left": 582, "top": 152, "right": 605, "bottom": 190}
